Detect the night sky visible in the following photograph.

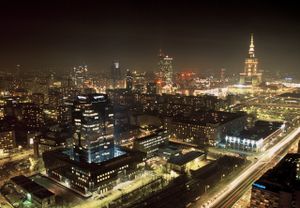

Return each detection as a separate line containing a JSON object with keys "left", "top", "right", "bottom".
{"left": 0, "top": 0, "right": 300, "bottom": 77}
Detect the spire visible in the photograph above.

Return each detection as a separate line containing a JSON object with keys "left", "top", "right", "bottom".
{"left": 158, "top": 49, "right": 164, "bottom": 58}
{"left": 249, "top": 33, "right": 255, "bottom": 58}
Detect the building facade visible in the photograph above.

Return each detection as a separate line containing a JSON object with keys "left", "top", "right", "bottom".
{"left": 158, "top": 50, "right": 173, "bottom": 86}
{"left": 165, "top": 111, "right": 247, "bottom": 146}
{"left": 133, "top": 129, "right": 169, "bottom": 157}
{"left": 0, "top": 129, "right": 16, "bottom": 153}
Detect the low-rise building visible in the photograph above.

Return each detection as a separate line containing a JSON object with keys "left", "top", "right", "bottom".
{"left": 250, "top": 153, "right": 300, "bottom": 208}
{"left": 157, "top": 146, "right": 181, "bottom": 160}
{"left": 224, "top": 121, "right": 284, "bottom": 152}
{"left": 43, "top": 147, "right": 145, "bottom": 196}
{"left": 166, "top": 111, "right": 247, "bottom": 146}
{"left": 167, "top": 151, "right": 205, "bottom": 173}
{"left": 133, "top": 129, "right": 169, "bottom": 157}
{"left": 10, "top": 175, "right": 55, "bottom": 208}
{"left": 35, "top": 125, "right": 72, "bottom": 157}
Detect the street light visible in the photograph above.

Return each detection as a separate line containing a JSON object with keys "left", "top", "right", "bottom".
{"left": 205, "top": 185, "right": 210, "bottom": 193}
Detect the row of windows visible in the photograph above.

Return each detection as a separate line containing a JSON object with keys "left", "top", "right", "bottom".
{"left": 97, "top": 175, "right": 110, "bottom": 182}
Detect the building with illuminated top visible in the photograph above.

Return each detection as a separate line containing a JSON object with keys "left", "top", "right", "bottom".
{"left": 158, "top": 50, "right": 173, "bottom": 85}
{"left": 72, "top": 94, "right": 115, "bottom": 163}
{"left": 239, "top": 34, "right": 262, "bottom": 86}
{"left": 157, "top": 50, "right": 174, "bottom": 94}
{"left": 72, "top": 65, "right": 88, "bottom": 88}
{"left": 43, "top": 93, "right": 145, "bottom": 196}
{"left": 223, "top": 121, "right": 284, "bottom": 152}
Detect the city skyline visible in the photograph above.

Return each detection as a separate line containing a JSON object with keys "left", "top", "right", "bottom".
{"left": 0, "top": 1, "right": 300, "bottom": 78}
{"left": 1, "top": 1, "right": 300, "bottom": 208}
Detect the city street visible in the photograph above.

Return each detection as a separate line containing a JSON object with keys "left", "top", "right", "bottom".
{"left": 190, "top": 126, "right": 300, "bottom": 208}
{"left": 0, "top": 149, "right": 33, "bottom": 166}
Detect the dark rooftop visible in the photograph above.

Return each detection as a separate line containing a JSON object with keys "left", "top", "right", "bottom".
{"left": 168, "top": 151, "right": 204, "bottom": 166}
{"left": 278, "top": 92, "right": 300, "bottom": 99}
{"left": 43, "top": 147, "right": 145, "bottom": 173}
{"left": 253, "top": 153, "right": 300, "bottom": 193}
{"left": 172, "top": 110, "right": 246, "bottom": 126}
{"left": 10, "top": 175, "right": 32, "bottom": 186}
{"left": 232, "top": 120, "right": 283, "bottom": 141}
{"left": 10, "top": 175, "right": 55, "bottom": 199}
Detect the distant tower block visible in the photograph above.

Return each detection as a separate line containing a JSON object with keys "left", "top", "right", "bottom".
{"left": 111, "top": 61, "right": 121, "bottom": 89}
{"left": 220, "top": 68, "right": 226, "bottom": 82}
{"left": 126, "top": 69, "right": 133, "bottom": 91}
{"left": 239, "top": 34, "right": 262, "bottom": 86}
{"left": 158, "top": 49, "right": 173, "bottom": 85}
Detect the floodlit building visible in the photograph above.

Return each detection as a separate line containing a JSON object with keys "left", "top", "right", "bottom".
{"left": 167, "top": 151, "right": 205, "bottom": 173}
{"left": 72, "top": 94, "right": 115, "bottom": 163}
{"left": 239, "top": 34, "right": 262, "bottom": 86}
{"left": 224, "top": 121, "right": 284, "bottom": 152}
{"left": 43, "top": 147, "right": 145, "bottom": 196}
{"left": 43, "top": 93, "right": 146, "bottom": 196}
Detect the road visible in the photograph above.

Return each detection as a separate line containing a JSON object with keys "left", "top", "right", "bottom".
{"left": 213, "top": 138, "right": 294, "bottom": 208}
{"left": 191, "top": 126, "right": 300, "bottom": 208}
{"left": 0, "top": 149, "right": 33, "bottom": 165}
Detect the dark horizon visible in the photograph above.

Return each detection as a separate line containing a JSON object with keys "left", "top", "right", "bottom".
{"left": 0, "top": 0, "right": 300, "bottom": 78}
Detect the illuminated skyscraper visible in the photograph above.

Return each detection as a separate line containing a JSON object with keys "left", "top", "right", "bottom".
{"left": 43, "top": 93, "right": 144, "bottom": 195}
{"left": 125, "top": 69, "right": 133, "bottom": 91}
{"left": 73, "top": 94, "right": 115, "bottom": 163}
{"left": 73, "top": 65, "right": 88, "bottom": 88}
{"left": 111, "top": 61, "right": 122, "bottom": 89}
{"left": 158, "top": 50, "right": 173, "bottom": 85}
{"left": 239, "top": 34, "right": 262, "bottom": 85}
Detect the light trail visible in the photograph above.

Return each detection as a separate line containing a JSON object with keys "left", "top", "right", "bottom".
{"left": 198, "top": 127, "right": 300, "bottom": 208}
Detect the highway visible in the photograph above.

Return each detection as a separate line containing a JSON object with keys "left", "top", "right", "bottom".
{"left": 213, "top": 138, "right": 294, "bottom": 208}
{"left": 191, "top": 126, "right": 300, "bottom": 208}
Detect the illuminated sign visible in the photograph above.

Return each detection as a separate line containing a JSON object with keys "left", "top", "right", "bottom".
{"left": 253, "top": 183, "right": 266, "bottom": 190}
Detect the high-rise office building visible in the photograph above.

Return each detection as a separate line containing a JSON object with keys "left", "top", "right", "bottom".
{"left": 239, "top": 34, "right": 262, "bottom": 85}
{"left": 111, "top": 61, "right": 122, "bottom": 89}
{"left": 220, "top": 68, "right": 226, "bottom": 82}
{"left": 43, "top": 93, "right": 145, "bottom": 195}
{"left": 158, "top": 50, "right": 173, "bottom": 85}
{"left": 125, "top": 69, "right": 133, "bottom": 91}
{"left": 73, "top": 94, "right": 115, "bottom": 163}
{"left": 73, "top": 65, "right": 88, "bottom": 88}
